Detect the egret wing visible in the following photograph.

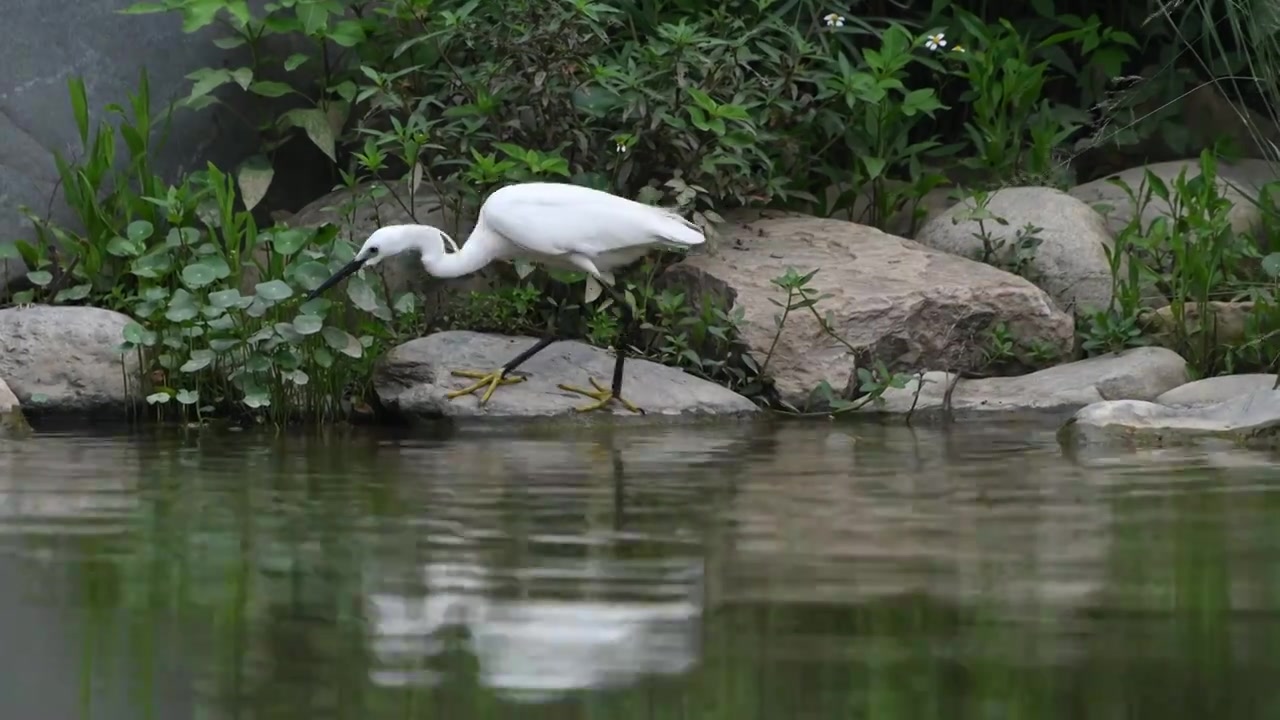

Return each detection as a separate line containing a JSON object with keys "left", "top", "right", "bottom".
{"left": 480, "top": 184, "right": 703, "bottom": 259}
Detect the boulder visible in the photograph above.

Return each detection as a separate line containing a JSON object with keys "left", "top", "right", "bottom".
{"left": 661, "top": 211, "right": 1076, "bottom": 407}
{"left": 1156, "top": 373, "right": 1278, "bottom": 406}
{"left": 915, "top": 186, "right": 1118, "bottom": 314}
{"left": 280, "top": 183, "right": 496, "bottom": 312}
{"left": 0, "top": 305, "right": 142, "bottom": 416}
{"left": 1069, "top": 158, "right": 1276, "bottom": 242}
{"left": 1058, "top": 391, "right": 1280, "bottom": 449}
{"left": 373, "top": 330, "right": 760, "bottom": 422}
{"left": 0, "top": 377, "right": 28, "bottom": 438}
{"left": 858, "top": 346, "right": 1190, "bottom": 421}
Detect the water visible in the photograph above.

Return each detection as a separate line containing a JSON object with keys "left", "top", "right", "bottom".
{"left": 2, "top": 420, "right": 1280, "bottom": 719}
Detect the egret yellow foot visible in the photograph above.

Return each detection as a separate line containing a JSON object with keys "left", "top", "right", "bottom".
{"left": 446, "top": 369, "right": 526, "bottom": 405}
{"left": 557, "top": 377, "right": 644, "bottom": 414}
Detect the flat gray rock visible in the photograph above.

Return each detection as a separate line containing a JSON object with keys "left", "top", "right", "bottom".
{"left": 1156, "top": 373, "right": 1279, "bottom": 406}
{"left": 374, "top": 331, "right": 760, "bottom": 423}
{"left": 1059, "top": 391, "right": 1280, "bottom": 449}
{"left": 859, "top": 346, "right": 1190, "bottom": 421}
{"left": 0, "top": 304, "right": 141, "bottom": 416}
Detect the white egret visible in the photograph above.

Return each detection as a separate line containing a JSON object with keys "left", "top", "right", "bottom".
{"left": 306, "top": 182, "right": 706, "bottom": 414}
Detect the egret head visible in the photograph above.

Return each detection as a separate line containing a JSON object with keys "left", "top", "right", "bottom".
{"left": 306, "top": 225, "right": 454, "bottom": 300}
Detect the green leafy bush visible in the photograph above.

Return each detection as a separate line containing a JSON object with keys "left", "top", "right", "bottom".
{"left": 3, "top": 76, "right": 420, "bottom": 424}
{"left": 1084, "top": 151, "right": 1280, "bottom": 377}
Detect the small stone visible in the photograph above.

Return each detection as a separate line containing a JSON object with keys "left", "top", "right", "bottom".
{"left": 0, "top": 376, "right": 29, "bottom": 438}
{"left": 861, "top": 346, "right": 1190, "bottom": 420}
{"left": 1059, "top": 391, "right": 1280, "bottom": 449}
{"left": 373, "top": 330, "right": 760, "bottom": 423}
{"left": 0, "top": 305, "right": 142, "bottom": 416}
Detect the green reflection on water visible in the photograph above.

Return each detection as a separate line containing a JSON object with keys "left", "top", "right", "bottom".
{"left": 2, "top": 425, "right": 1279, "bottom": 719}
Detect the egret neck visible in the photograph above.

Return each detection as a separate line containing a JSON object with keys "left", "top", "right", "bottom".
{"left": 417, "top": 225, "right": 501, "bottom": 279}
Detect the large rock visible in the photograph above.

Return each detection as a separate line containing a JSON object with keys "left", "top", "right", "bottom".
{"left": 915, "top": 186, "right": 1117, "bottom": 314}
{"left": 858, "top": 346, "right": 1190, "bottom": 421}
{"left": 0, "top": 305, "right": 141, "bottom": 415}
{"left": 1069, "top": 158, "right": 1276, "bottom": 242}
{"left": 374, "top": 330, "right": 760, "bottom": 422}
{"left": 0, "top": 0, "right": 298, "bottom": 299}
{"left": 661, "top": 211, "right": 1076, "bottom": 407}
{"left": 1058, "top": 391, "right": 1280, "bottom": 449}
{"left": 281, "top": 183, "right": 496, "bottom": 310}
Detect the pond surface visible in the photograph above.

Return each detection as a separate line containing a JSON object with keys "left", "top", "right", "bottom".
{"left": 2, "top": 420, "right": 1279, "bottom": 719}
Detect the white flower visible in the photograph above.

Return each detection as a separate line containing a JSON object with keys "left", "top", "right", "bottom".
{"left": 616, "top": 143, "right": 627, "bottom": 153}
{"left": 823, "top": 12, "right": 845, "bottom": 27}
{"left": 924, "top": 32, "right": 947, "bottom": 51}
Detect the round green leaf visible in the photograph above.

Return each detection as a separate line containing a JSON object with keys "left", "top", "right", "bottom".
{"left": 1263, "top": 252, "right": 1280, "bottom": 279}
{"left": 122, "top": 322, "right": 147, "bottom": 344}
{"left": 175, "top": 389, "right": 200, "bottom": 405}
{"left": 207, "top": 289, "right": 244, "bottom": 309}
{"left": 202, "top": 256, "right": 232, "bottom": 280}
{"left": 107, "top": 236, "right": 143, "bottom": 257}
{"left": 179, "top": 348, "right": 216, "bottom": 373}
{"left": 299, "top": 297, "right": 332, "bottom": 316}
{"left": 275, "top": 322, "right": 305, "bottom": 344}
{"left": 146, "top": 392, "right": 172, "bottom": 405}
{"left": 255, "top": 279, "right": 295, "bottom": 301}
{"left": 292, "top": 261, "right": 333, "bottom": 291}
{"left": 243, "top": 391, "right": 271, "bottom": 408}
{"left": 127, "top": 220, "right": 155, "bottom": 243}
{"left": 346, "top": 275, "right": 379, "bottom": 312}
{"left": 26, "top": 270, "right": 52, "bottom": 287}
{"left": 293, "top": 314, "right": 324, "bottom": 335}
{"left": 321, "top": 326, "right": 363, "bottom": 358}
{"left": 182, "top": 262, "right": 218, "bottom": 288}
{"left": 272, "top": 228, "right": 311, "bottom": 256}
{"left": 166, "top": 289, "right": 200, "bottom": 323}
{"left": 393, "top": 292, "right": 418, "bottom": 314}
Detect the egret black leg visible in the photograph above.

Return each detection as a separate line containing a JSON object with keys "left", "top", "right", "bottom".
{"left": 558, "top": 284, "right": 645, "bottom": 415}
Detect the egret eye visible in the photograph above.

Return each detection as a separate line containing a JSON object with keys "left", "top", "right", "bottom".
{"left": 367, "top": 246, "right": 379, "bottom": 256}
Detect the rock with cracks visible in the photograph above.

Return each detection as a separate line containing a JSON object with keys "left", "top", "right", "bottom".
{"left": 858, "top": 346, "right": 1190, "bottom": 421}
{"left": 1059, "top": 391, "right": 1280, "bottom": 449}
{"left": 374, "top": 331, "right": 760, "bottom": 422}
{"left": 660, "top": 210, "right": 1075, "bottom": 408}
{"left": 0, "top": 305, "right": 142, "bottom": 416}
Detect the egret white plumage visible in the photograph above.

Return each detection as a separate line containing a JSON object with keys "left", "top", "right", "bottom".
{"left": 306, "top": 182, "right": 706, "bottom": 413}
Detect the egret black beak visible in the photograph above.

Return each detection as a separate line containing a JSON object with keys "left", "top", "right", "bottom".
{"left": 307, "top": 257, "right": 366, "bottom": 301}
